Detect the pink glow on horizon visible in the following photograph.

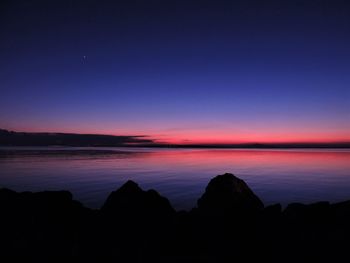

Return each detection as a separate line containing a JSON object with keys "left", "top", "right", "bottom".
{"left": 5, "top": 124, "right": 350, "bottom": 145}
{"left": 157, "top": 132, "right": 350, "bottom": 144}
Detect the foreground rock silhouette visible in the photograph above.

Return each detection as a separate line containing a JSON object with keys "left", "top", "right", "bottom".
{"left": 0, "top": 173, "right": 350, "bottom": 262}
{"left": 197, "top": 173, "right": 264, "bottom": 215}
{"left": 101, "top": 180, "right": 175, "bottom": 217}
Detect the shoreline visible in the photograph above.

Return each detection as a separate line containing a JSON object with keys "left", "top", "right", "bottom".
{"left": 1, "top": 173, "right": 350, "bottom": 262}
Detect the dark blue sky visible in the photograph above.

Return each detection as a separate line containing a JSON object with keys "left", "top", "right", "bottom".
{"left": 1, "top": 0, "right": 349, "bottom": 143}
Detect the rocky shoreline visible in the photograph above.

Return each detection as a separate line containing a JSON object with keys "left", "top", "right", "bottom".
{"left": 1, "top": 173, "right": 349, "bottom": 262}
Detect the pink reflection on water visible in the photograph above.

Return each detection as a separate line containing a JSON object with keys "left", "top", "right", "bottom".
{"left": 133, "top": 149, "right": 350, "bottom": 174}
{"left": 0, "top": 148, "right": 350, "bottom": 209}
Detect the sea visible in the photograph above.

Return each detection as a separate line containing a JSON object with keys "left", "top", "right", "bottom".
{"left": 1, "top": 146, "right": 349, "bottom": 210}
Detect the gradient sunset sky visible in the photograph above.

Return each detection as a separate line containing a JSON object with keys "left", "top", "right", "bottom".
{"left": 1, "top": 0, "right": 349, "bottom": 144}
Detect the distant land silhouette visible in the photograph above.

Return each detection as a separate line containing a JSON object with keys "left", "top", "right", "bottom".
{"left": 0, "top": 129, "right": 153, "bottom": 147}
{"left": 1, "top": 129, "right": 349, "bottom": 148}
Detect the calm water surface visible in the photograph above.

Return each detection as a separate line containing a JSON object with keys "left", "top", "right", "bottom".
{"left": 1, "top": 147, "right": 350, "bottom": 210}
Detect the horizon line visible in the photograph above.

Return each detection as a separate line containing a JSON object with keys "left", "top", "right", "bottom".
{"left": 1, "top": 128, "right": 350, "bottom": 148}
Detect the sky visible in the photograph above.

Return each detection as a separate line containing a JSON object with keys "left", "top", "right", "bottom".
{"left": 1, "top": 0, "right": 350, "bottom": 144}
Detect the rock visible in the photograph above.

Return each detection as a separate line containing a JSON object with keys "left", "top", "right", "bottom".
{"left": 262, "top": 203, "right": 282, "bottom": 220}
{"left": 101, "top": 180, "right": 175, "bottom": 218}
{"left": 99, "top": 181, "right": 176, "bottom": 261}
{"left": 0, "top": 188, "right": 80, "bottom": 214}
{"left": 197, "top": 173, "right": 264, "bottom": 215}
{"left": 331, "top": 200, "right": 350, "bottom": 218}
{"left": 2, "top": 177, "right": 350, "bottom": 262}
{"left": 264, "top": 203, "right": 282, "bottom": 214}
{"left": 284, "top": 202, "right": 330, "bottom": 221}
{"left": 0, "top": 188, "right": 18, "bottom": 206}
{"left": 283, "top": 203, "right": 307, "bottom": 219}
{"left": 0, "top": 188, "right": 90, "bottom": 261}
{"left": 307, "top": 201, "right": 330, "bottom": 217}
{"left": 0, "top": 188, "right": 17, "bottom": 200}
{"left": 30, "top": 191, "right": 74, "bottom": 209}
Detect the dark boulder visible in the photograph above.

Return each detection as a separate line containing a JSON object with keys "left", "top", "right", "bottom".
{"left": 101, "top": 180, "right": 175, "bottom": 218}
{"left": 197, "top": 173, "right": 264, "bottom": 215}
{"left": 283, "top": 203, "right": 307, "bottom": 219}
{"left": 283, "top": 201, "right": 331, "bottom": 223}
{"left": 261, "top": 203, "right": 282, "bottom": 223}
{"left": 0, "top": 188, "right": 86, "bottom": 217}
{"left": 29, "top": 191, "right": 75, "bottom": 211}
{"left": 0, "top": 188, "right": 19, "bottom": 208}
{"left": 0, "top": 188, "right": 91, "bottom": 261}
{"left": 0, "top": 188, "right": 17, "bottom": 200}
{"left": 98, "top": 181, "right": 176, "bottom": 262}
{"left": 331, "top": 200, "right": 350, "bottom": 219}
{"left": 263, "top": 203, "right": 282, "bottom": 215}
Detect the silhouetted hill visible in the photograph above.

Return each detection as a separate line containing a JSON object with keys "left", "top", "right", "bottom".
{"left": 0, "top": 129, "right": 154, "bottom": 146}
